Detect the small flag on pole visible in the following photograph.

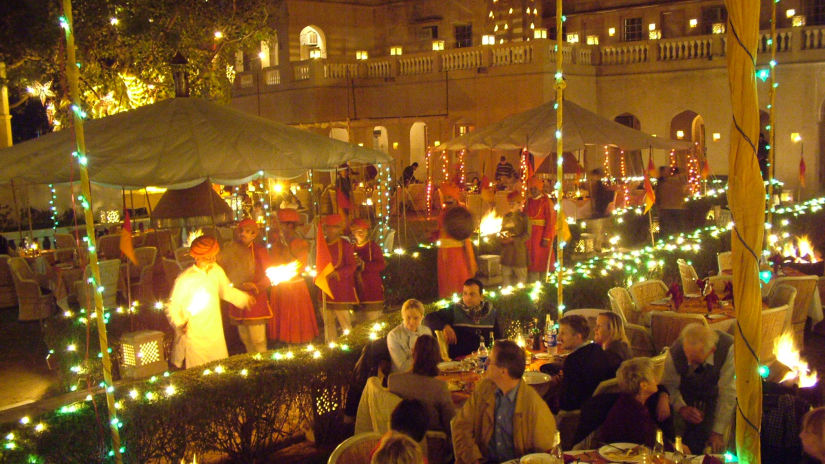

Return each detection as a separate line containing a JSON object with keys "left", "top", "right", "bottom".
{"left": 647, "top": 153, "right": 657, "bottom": 179}
{"left": 120, "top": 211, "right": 138, "bottom": 265}
{"left": 800, "top": 156, "right": 807, "bottom": 188}
{"left": 643, "top": 173, "right": 656, "bottom": 214}
{"left": 701, "top": 158, "right": 711, "bottom": 179}
{"left": 314, "top": 221, "right": 334, "bottom": 298}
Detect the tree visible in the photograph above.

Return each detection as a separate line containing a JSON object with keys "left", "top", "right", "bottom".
{"left": 1, "top": 0, "right": 279, "bottom": 138}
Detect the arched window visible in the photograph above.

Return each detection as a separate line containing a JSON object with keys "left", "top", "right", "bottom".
{"left": 372, "top": 126, "right": 389, "bottom": 153}
{"left": 300, "top": 26, "right": 326, "bottom": 60}
{"left": 409, "top": 122, "right": 428, "bottom": 168}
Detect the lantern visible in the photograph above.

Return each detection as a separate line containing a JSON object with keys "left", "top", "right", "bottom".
{"left": 120, "top": 330, "right": 167, "bottom": 379}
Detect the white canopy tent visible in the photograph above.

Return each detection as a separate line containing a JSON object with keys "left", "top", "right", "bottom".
{"left": 0, "top": 98, "right": 392, "bottom": 189}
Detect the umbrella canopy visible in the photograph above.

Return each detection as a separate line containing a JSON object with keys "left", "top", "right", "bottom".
{"left": 0, "top": 98, "right": 392, "bottom": 189}
{"left": 151, "top": 181, "right": 234, "bottom": 228}
{"left": 440, "top": 99, "right": 689, "bottom": 153}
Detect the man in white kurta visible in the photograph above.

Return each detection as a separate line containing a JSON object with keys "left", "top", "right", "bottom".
{"left": 167, "top": 235, "right": 252, "bottom": 369}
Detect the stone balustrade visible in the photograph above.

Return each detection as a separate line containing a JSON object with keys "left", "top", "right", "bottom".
{"left": 234, "top": 25, "right": 825, "bottom": 93}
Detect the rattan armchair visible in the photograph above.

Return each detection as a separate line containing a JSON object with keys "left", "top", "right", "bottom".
{"left": 122, "top": 246, "right": 157, "bottom": 303}
{"left": 773, "top": 276, "right": 818, "bottom": 347}
{"left": 8, "top": 257, "right": 54, "bottom": 321}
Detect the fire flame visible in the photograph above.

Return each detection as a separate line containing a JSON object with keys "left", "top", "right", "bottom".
{"left": 180, "top": 454, "right": 197, "bottom": 464}
{"left": 779, "top": 235, "right": 821, "bottom": 263}
{"left": 797, "top": 235, "right": 816, "bottom": 262}
{"left": 479, "top": 211, "right": 503, "bottom": 236}
{"left": 266, "top": 261, "right": 300, "bottom": 285}
{"left": 774, "top": 332, "right": 819, "bottom": 388}
{"left": 186, "top": 228, "right": 204, "bottom": 248}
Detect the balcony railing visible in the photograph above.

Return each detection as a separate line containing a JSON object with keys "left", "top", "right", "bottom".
{"left": 233, "top": 25, "right": 825, "bottom": 92}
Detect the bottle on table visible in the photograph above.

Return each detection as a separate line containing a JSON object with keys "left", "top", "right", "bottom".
{"left": 544, "top": 317, "right": 558, "bottom": 353}
{"left": 476, "top": 339, "right": 488, "bottom": 372}
{"left": 652, "top": 429, "right": 666, "bottom": 460}
{"left": 549, "top": 430, "right": 563, "bottom": 463}
{"left": 672, "top": 436, "right": 686, "bottom": 464}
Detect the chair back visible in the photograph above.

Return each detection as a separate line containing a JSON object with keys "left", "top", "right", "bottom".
{"left": 354, "top": 377, "right": 402, "bottom": 435}
{"left": 629, "top": 280, "right": 669, "bottom": 310}
{"left": 556, "top": 409, "right": 581, "bottom": 451}
{"left": 425, "top": 430, "right": 451, "bottom": 464}
{"left": 649, "top": 311, "right": 708, "bottom": 352}
{"left": 607, "top": 287, "right": 635, "bottom": 324}
{"left": 143, "top": 230, "right": 175, "bottom": 259}
{"left": 717, "top": 251, "right": 733, "bottom": 274}
{"left": 98, "top": 259, "right": 121, "bottom": 307}
{"left": 651, "top": 347, "right": 669, "bottom": 380}
{"left": 677, "top": 259, "right": 701, "bottom": 296}
{"left": 592, "top": 378, "right": 620, "bottom": 396}
{"left": 434, "top": 330, "right": 452, "bottom": 361}
{"left": 8, "top": 257, "right": 53, "bottom": 320}
{"left": 773, "top": 275, "right": 818, "bottom": 346}
{"left": 162, "top": 258, "right": 182, "bottom": 287}
{"left": 625, "top": 323, "right": 655, "bottom": 357}
{"left": 563, "top": 308, "right": 604, "bottom": 340}
{"left": 706, "top": 275, "right": 732, "bottom": 295}
{"left": 767, "top": 284, "right": 797, "bottom": 316}
{"left": 760, "top": 305, "right": 790, "bottom": 364}
{"left": 174, "top": 247, "right": 194, "bottom": 268}
{"left": 54, "top": 233, "right": 76, "bottom": 249}
{"left": 8, "top": 257, "right": 35, "bottom": 281}
{"left": 0, "top": 255, "right": 14, "bottom": 287}
{"left": 327, "top": 432, "right": 383, "bottom": 464}
{"left": 97, "top": 234, "right": 122, "bottom": 260}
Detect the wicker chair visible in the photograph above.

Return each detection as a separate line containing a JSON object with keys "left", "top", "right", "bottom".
{"left": 593, "top": 377, "right": 620, "bottom": 396}
{"left": 767, "top": 284, "right": 797, "bottom": 332}
{"left": 123, "top": 246, "right": 157, "bottom": 303}
{"left": 608, "top": 287, "right": 636, "bottom": 324}
{"left": 649, "top": 311, "right": 708, "bottom": 352}
{"left": 143, "top": 230, "right": 175, "bottom": 259}
{"left": 706, "top": 275, "right": 732, "bottom": 296}
{"left": 651, "top": 347, "right": 669, "bottom": 380}
{"left": 74, "top": 259, "right": 121, "bottom": 308}
{"left": 161, "top": 258, "right": 182, "bottom": 290}
{"left": 174, "top": 246, "right": 194, "bottom": 269}
{"left": 8, "top": 257, "right": 54, "bottom": 321}
{"left": 717, "top": 251, "right": 733, "bottom": 274}
{"left": 625, "top": 323, "right": 655, "bottom": 357}
{"left": 760, "top": 305, "right": 791, "bottom": 365}
{"left": 327, "top": 432, "right": 382, "bottom": 464}
{"left": 677, "top": 259, "right": 701, "bottom": 296}
{"left": 97, "top": 234, "right": 122, "bottom": 260}
{"left": 628, "top": 280, "right": 669, "bottom": 325}
{"left": 772, "top": 276, "right": 818, "bottom": 348}
{"left": 53, "top": 233, "right": 77, "bottom": 263}
{"left": 0, "top": 255, "right": 18, "bottom": 308}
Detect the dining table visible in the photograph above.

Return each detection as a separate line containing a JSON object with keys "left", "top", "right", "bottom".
{"left": 644, "top": 296, "right": 739, "bottom": 333}
{"left": 500, "top": 449, "right": 723, "bottom": 463}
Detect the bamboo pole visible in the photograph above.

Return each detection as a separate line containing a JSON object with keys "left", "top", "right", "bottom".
{"left": 765, "top": 0, "right": 777, "bottom": 243}
{"left": 553, "top": 0, "right": 566, "bottom": 314}
{"left": 59, "top": 2, "right": 123, "bottom": 462}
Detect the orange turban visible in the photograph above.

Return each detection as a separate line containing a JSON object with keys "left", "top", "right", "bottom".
{"left": 189, "top": 235, "right": 220, "bottom": 258}
{"left": 277, "top": 209, "right": 300, "bottom": 223}
{"left": 528, "top": 176, "right": 544, "bottom": 189}
{"left": 237, "top": 218, "right": 258, "bottom": 232}
{"left": 322, "top": 214, "right": 344, "bottom": 226}
{"left": 351, "top": 218, "right": 370, "bottom": 230}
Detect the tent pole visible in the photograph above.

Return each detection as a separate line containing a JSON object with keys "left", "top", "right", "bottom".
{"left": 11, "top": 179, "right": 23, "bottom": 247}
{"left": 208, "top": 178, "right": 217, "bottom": 227}
{"left": 26, "top": 183, "right": 34, "bottom": 244}
{"left": 553, "top": 0, "right": 566, "bottom": 317}
{"left": 144, "top": 186, "right": 153, "bottom": 222}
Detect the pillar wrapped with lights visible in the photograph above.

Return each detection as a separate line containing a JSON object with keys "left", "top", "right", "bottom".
{"left": 440, "top": 150, "right": 450, "bottom": 183}
{"left": 376, "top": 164, "right": 392, "bottom": 252}
{"left": 49, "top": 184, "right": 59, "bottom": 232}
{"left": 765, "top": 0, "right": 779, "bottom": 235}
{"left": 425, "top": 148, "right": 433, "bottom": 213}
{"left": 520, "top": 148, "right": 529, "bottom": 198}
{"left": 59, "top": 1, "right": 123, "bottom": 461}
{"left": 619, "top": 150, "right": 630, "bottom": 206}
{"left": 552, "top": 0, "right": 566, "bottom": 316}
{"left": 457, "top": 149, "right": 466, "bottom": 186}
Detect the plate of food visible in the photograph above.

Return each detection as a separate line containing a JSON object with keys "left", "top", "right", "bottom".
{"left": 534, "top": 352, "right": 553, "bottom": 359}
{"left": 707, "top": 313, "right": 727, "bottom": 320}
{"left": 598, "top": 443, "right": 648, "bottom": 462}
{"left": 522, "top": 371, "right": 551, "bottom": 385}
{"left": 437, "top": 361, "right": 463, "bottom": 373}
{"left": 520, "top": 453, "right": 554, "bottom": 463}
{"left": 446, "top": 379, "right": 465, "bottom": 392}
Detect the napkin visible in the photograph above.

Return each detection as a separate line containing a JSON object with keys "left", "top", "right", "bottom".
{"left": 696, "top": 278, "right": 707, "bottom": 293}
{"left": 668, "top": 282, "right": 684, "bottom": 310}
{"left": 705, "top": 288, "right": 719, "bottom": 313}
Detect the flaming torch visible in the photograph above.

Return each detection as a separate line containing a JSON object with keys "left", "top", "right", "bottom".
{"left": 266, "top": 261, "right": 301, "bottom": 286}
{"left": 186, "top": 228, "right": 204, "bottom": 248}
{"left": 774, "top": 332, "right": 819, "bottom": 388}
{"left": 478, "top": 210, "right": 503, "bottom": 237}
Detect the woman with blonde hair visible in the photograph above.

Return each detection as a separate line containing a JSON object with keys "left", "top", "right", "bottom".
{"left": 594, "top": 311, "right": 631, "bottom": 371}
{"left": 387, "top": 299, "right": 432, "bottom": 373}
{"left": 801, "top": 407, "right": 825, "bottom": 463}
{"left": 371, "top": 431, "right": 425, "bottom": 464}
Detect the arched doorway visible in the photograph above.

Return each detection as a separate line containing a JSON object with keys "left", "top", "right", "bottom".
{"left": 614, "top": 113, "right": 644, "bottom": 176}
{"left": 300, "top": 26, "right": 326, "bottom": 60}
{"left": 372, "top": 126, "right": 389, "bottom": 153}
{"left": 670, "top": 110, "right": 706, "bottom": 169}
{"left": 409, "top": 122, "right": 428, "bottom": 168}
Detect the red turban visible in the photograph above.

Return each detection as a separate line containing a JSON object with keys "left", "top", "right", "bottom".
{"left": 189, "top": 235, "right": 220, "bottom": 258}
{"left": 277, "top": 209, "right": 300, "bottom": 223}
{"left": 351, "top": 218, "right": 370, "bottom": 230}
{"left": 322, "top": 214, "right": 343, "bottom": 226}
{"left": 237, "top": 218, "right": 258, "bottom": 232}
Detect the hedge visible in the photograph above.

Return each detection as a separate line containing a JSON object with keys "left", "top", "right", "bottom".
{"left": 2, "top": 195, "right": 823, "bottom": 463}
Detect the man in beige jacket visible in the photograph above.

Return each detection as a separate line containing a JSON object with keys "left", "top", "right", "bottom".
{"left": 452, "top": 340, "right": 557, "bottom": 463}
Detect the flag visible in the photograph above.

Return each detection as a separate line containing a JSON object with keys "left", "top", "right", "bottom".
{"left": 643, "top": 173, "right": 656, "bottom": 214}
{"left": 701, "top": 158, "right": 711, "bottom": 179}
{"left": 800, "top": 156, "right": 807, "bottom": 188}
{"left": 647, "top": 153, "right": 657, "bottom": 179}
{"left": 558, "top": 209, "right": 572, "bottom": 244}
{"left": 119, "top": 210, "right": 138, "bottom": 265}
{"left": 313, "top": 221, "right": 334, "bottom": 298}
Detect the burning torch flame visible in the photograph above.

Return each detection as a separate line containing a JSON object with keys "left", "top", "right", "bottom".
{"left": 186, "top": 228, "right": 204, "bottom": 248}
{"left": 479, "top": 211, "right": 503, "bottom": 236}
{"left": 266, "top": 261, "right": 300, "bottom": 285}
{"left": 774, "top": 332, "right": 819, "bottom": 388}
{"left": 797, "top": 235, "right": 815, "bottom": 262}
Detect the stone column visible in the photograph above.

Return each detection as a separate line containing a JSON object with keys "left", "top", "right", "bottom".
{"left": 0, "top": 62, "right": 12, "bottom": 148}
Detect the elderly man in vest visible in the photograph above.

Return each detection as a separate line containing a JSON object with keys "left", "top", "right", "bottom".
{"left": 452, "top": 340, "right": 557, "bottom": 464}
{"left": 661, "top": 323, "right": 735, "bottom": 454}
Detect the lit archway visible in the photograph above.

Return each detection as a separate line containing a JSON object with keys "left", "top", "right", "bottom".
{"left": 372, "top": 126, "right": 389, "bottom": 153}
{"left": 670, "top": 110, "right": 706, "bottom": 168}
{"left": 409, "top": 122, "right": 428, "bottom": 168}
{"left": 614, "top": 113, "right": 643, "bottom": 175}
{"left": 300, "top": 26, "right": 326, "bottom": 60}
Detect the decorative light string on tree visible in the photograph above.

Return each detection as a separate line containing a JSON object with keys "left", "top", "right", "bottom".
{"left": 520, "top": 148, "right": 529, "bottom": 197}
{"left": 619, "top": 150, "right": 630, "bottom": 206}
{"left": 687, "top": 148, "right": 701, "bottom": 196}
{"left": 602, "top": 145, "right": 611, "bottom": 181}
{"left": 668, "top": 149, "right": 677, "bottom": 172}
{"left": 458, "top": 149, "right": 466, "bottom": 186}
{"left": 440, "top": 150, "right": 449, "bottom": 183}
{"left": 425, "top": 148, "right": 433, "bottom": 213}
{"left": 49, "top": 184, "right": 59, "bottom": 232}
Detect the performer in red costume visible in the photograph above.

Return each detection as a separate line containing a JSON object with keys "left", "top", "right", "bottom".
{"left": 351, "top": 219, "right": 386, "bottom": 323}
{"left": 321, "top": 214, "right": 358, "bottom": 342}
{"left": 525, "top": 176, "right": 556, "bottom": 282}
{"left": 268, "top": 209, "right": 319, "bottom": 344}
{"left": 436, "top": 203, "right": 477, "bottom": 298}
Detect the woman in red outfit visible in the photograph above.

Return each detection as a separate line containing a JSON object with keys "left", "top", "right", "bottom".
{"left": 351, "top": 219, "right": 386, "bottom": 322}
{"left": 268, "top": 209, "right": 319, "bottom": 344}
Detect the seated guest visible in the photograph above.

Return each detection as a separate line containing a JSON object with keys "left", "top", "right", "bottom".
{"left": 598, "top": 357, "right": 678, "bottom": 449}
{"left": 452, "top": 340, "right": 557, "bottom": 464}
{"left": 661, "top": 323, "right": 734, "bottom": 454}
{"left": 389, "top": 335, "right": 455, "bottom": 433}
{"left": 801, "top": 407, "right": 825, "bottom": 464}
{"left": 423, "top": 278, "right": 503, "bottom": 359}
{"left": 371, "top": 431, "right": 426, "bottom": 464}
{"left": 387, "top": 299, "right": 433, "bottom": 373}
{"left": 391, "top": 399, "right": 430, "bottom": 443}
{"left": 542, "top": 314, "right": 614, "bottom": 412}
{"left": 594, "top": 311, "right": 632, "bottom": 371}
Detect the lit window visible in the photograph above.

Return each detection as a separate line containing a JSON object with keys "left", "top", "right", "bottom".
{"left": 792, "top": 15, "right": 806, "bottom": 27}
{"left": 566, "top": 33, "right": 580, "bottom": 43}
{"left": 786, "top": 9, "right": 796, "bottom": 18}
{"left": 432, "top": 40, "right": 445, "bottom": 51}
{"left": 608, "top": 27, "right": 616, "bottom": 36}
{"left": 482, "top": 34, "right": 496, "bottom": 45}
{"left": 712, "top": 23, "right": 726, "bottom": 34}
{"left": 356, "top": 50, "right": 369, "bottom": 60}
{"left": 309, "top": 49, "right": 321, "bottom": 59}
{"left": 586, "top": 35, "right": 599, "bottom": 45}
{"left": 648, "top": 29, "right": 661, "bottom": 40}
{"left": 390, "top": 46, "right": 403, "bottom": 55}
{"left": 689, "top": 18, "right": 698, "bottom": 28}
{"left": 533, "top": 28, "right": 547, "bottom": 39}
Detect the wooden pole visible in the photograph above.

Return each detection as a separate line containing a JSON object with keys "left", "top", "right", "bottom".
{"left": 553, "top": 0, "right": 566, "bottom": 315}
{"left": 59, "top": 2, "right": 123, "bottom": 461}
{"left": 11, "top": 179, "right": 23, "bottom": 246}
